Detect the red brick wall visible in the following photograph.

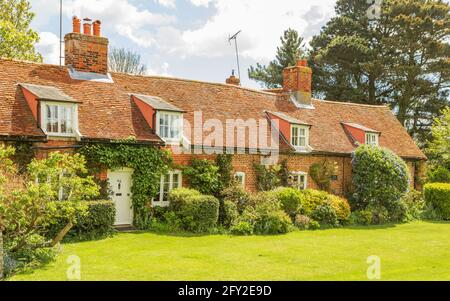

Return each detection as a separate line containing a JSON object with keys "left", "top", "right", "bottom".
{"left": 169, "top": 149, "right": 354, "bottom": 196}
{"left": 34, "top": 139, "right": 78, "bottom": 159}
{"left": 64, "top": 33, "right": 109, "bottom": 74}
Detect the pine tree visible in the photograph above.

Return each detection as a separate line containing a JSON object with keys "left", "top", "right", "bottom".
{"left": 0, "top": 0, "right": 42, "bottom": 62}
{"left": 309, "top": 0, "right": 450, "bottom": 141}
{"left": 248, "top": 29, "right": 304, "bottom": 88}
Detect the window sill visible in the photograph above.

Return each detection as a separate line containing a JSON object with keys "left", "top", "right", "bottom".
{"left": 293, "top": 146, "right": 312, "bottom": 153}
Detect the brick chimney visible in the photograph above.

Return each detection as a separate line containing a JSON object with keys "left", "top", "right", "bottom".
{"left": 283, "top": 59, "right": 312, "bottom": 107}
{"left": 226, "top": 70, "right": 240, "bottom": 86}
{"left": 65, "top": 16, "right": 109, "bottom": 74}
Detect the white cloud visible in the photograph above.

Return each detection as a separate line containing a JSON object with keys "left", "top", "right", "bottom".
{"left": 147, "top": 62, "right": 171, "bottom": 76}
{"left": 36, "top": 32, "right": 61, "bottom": 65}
{"left": 154, "top": 0, "right": 176, "bottom": 8}
{"left": 189, "top": 0, "right": 213, "bottom": 7}
{"left": 176, "top": 0, "right": 336, "bottom": 61}
{"left": 63, "top": 0, "right": 176, "bottom": 47}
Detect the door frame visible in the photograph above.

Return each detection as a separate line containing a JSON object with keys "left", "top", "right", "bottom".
{"left": 108, "top": 167, "right": 134, "bottom": 226}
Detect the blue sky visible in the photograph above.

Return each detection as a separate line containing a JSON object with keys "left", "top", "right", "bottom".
{"left": 31, "top": 0, "right": 337, "bottom": 89}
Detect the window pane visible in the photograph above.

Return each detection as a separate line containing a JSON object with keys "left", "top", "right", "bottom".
{"left": 173, "top": 173, "right": 180, "bottom": 188}
{"left": 299, "top": 137, "right": 306, "bottom": 147}
{"left": 60, "top": 106, "right": 67, "bottom": 133}
{"left": 51, "top": 106, "right": 58, "bottom": 132}
{"left": 66, "top": 107, "right": 73, "bottom": 133}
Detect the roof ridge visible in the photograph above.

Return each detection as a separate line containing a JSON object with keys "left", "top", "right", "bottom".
{"left": 111, "top": 72, "right": 279, "bottom": 96}
{"left": 315, "top": 98, "right": 389, "bottom": 108}
{"left": 0, "top": 58, "right": 279, "bottom": 97}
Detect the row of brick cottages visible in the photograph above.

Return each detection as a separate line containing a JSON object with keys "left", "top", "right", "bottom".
{"left": 0, "top": 18, "right": 426, "bottom": 225}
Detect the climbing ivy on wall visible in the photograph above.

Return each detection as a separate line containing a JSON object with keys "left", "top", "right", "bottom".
{"left": 78, "top": 138, "right": 172, "bottom": 229}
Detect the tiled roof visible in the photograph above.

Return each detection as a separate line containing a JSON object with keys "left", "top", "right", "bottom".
{"left": 19, "top": 83, "right": 80, "bottom": 103}
{"left": 342, "top": 122, "right": 380, "bottom": 133}
{"left": 131, "top": 94, "right": 185, "bottom": 112}
{"left": 265, "top": 111, "right": 311, "bottom": 126}
{"left": 0, "top": 58, "right": 426, "bottom": 159}
{"left": 0, "top": 59, "right": 162, "bottom": 143}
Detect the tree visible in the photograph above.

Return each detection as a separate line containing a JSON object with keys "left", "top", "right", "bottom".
{"left": 0, "top": 0, "right": 42, "bottom": 62}
{"left": 309, "top": 0, "right": 450, "bottom": 140}
{"left": 0, "top": 149, "right": 99, "bottom": 260}
{"left": 426, "top": 107, "right": 450, "bottom": 169}
{"left": 248, "top": 29, "right": 304, "bottom": 88}
{"left": 108, "top": 47, "right": 147, "bottom": 75}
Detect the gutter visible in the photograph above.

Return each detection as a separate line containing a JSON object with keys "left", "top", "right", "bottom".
{"left": 0, "top": 134, "right": 47, "bottom": 142}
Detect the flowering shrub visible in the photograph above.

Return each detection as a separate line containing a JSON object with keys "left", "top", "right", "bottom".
{"left": 352, "top": 145, "right": 409, "bottom": 221}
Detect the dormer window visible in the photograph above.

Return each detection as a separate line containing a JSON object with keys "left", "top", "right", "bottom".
{"left": 131, "top": 94, "right": 186, "bottom": 146}
{"left": 365, "top": 132, "right": 379, "bottom": 146}
{"left": 156, "top": 111, "right": 183, "bottom": 144}
{"left": 19, "top": 83, "right": 80, "bottom": 138}
{"left": 291, "top": 125, "right": 309, "bottom": 148}
{"left": 43, "top": 103, "right": 77, "bottom": 136}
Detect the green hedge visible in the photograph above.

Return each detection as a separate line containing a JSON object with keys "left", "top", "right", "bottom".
{"left": 45, "top": 200, "right": 116, "bottom": 241}
{"left": 424, "top": 183, "right": 450, "bottom": 220}
{"left": 168, "top": 188, "right": 220, "bottom": 232}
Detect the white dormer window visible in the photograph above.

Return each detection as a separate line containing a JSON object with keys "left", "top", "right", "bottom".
{"left": 156, "top": 111, "right": 183, "bottom": 144}
{"left": 291, "top": 125, "right": 309, "bottom": 148}
{"left": 365, "top": 132, "right": 379, "bottom": 146}
{"left": 41, "top": 102, "right": 78, "bottom": 137}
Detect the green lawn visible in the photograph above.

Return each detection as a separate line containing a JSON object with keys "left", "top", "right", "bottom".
{"left": 10, "top": 221, "right": 450, "bottom": 281}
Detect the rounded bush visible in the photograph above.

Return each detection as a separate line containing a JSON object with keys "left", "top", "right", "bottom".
{"left": 168, "top": 189, "right": 220, "bottom": 232}
{"left": 45, "top": 200, "right": 115, "bottom": 241}
{"left": 350, "top": 210, "right": 373, "bottom": 225}
{"left": 351, "top": 145, "right": 409, "bottom": 216}
{"left": 269, "top": 187, "right": 304, "bottom": 219}
{"left": 424, "top": 183, "right": 450, "bottom": 220}
{"left": 230, "top": 221, "right": 254, "bottom": 236}
{"left": 299, "top": 189, "right": 329, "bottom": 215}
{"left": 168, "top": 188, "right": 201, "bottom": 212}
{"left": 400, "top": 190, "right": 425, "bottom": 221}
{"left": 311, "top": 204, "right": 338, "bottom": 227}
{"left": 221, "top": 183, "right": 251, "bottom": 214}
{"left": 253, "top": 210, "right": 292, "bottom": 234}
{"left": 327, "top": 195, "right": 351, "bottom": 222}
{"left": 294, "top": 214, "right": 311, "bottom": 230}
{"left": 219, "top": 200, "right": 239, "bottom": 228}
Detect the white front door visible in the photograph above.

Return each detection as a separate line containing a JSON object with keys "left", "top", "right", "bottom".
{"left": 108, "top": 168, "right": 133, "bottom": 226}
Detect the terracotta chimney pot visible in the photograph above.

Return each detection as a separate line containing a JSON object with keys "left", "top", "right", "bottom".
{"left": 83, "top": 18, "right": 92, "bottom": 35}
{"left": 297, "top": 59, "right": 308, "bottom": 67}
{"left": 72, "top": 16, "right": 81, "bottom": 33}
{"left": 93, "top": 20, "right": 101, "bottom": 37}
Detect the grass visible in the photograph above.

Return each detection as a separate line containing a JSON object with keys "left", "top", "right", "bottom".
{"left": 10, "top": 221, "right": 450, "bottom": 281}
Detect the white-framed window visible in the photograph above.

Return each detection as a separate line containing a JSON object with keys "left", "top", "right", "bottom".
{"left": 156, "top": 111, "right": 183, "bottom": 144}
{"left": 41, "top": 102, "right": 77, "bottom": 137}
{"left": 365, "top": 132, "right": 379, "bottom": 146}
{"left": 289, "top": 172, "right": 308, "bottom": 190}
{"left": 154, "top": 170, "right": 182, "bottom": 206}
{"left": 234, "top": 172, "right": 246, "bottom": 187}
{"left": 291, "top": 125, "right": 309, "bottom": 148}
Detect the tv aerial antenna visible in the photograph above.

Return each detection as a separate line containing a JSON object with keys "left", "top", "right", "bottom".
{"left": 59, "top": 0, "right": 64, "bottom": 66}
{"left": 228, "top": 30, "right": 242, "bottom": 84}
